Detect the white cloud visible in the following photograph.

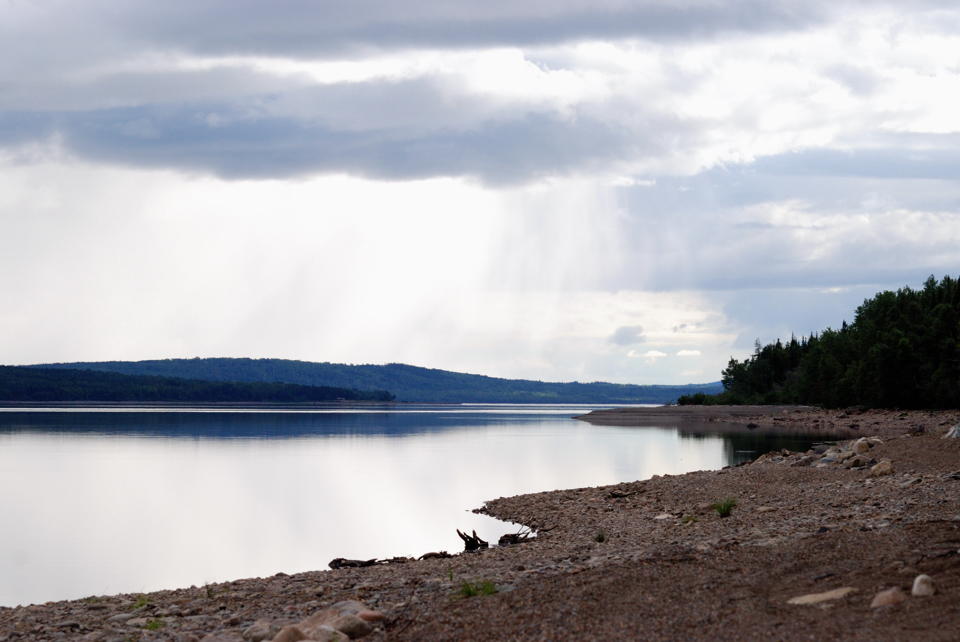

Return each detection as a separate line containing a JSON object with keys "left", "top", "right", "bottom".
{"left": 0, "top": 2, "right": 959, "bottom": 385}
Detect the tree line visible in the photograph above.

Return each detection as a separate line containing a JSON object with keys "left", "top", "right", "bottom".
{"left": 679, "top": 275, "right": 960, "bottom": 409}
{"left": 33, "top": 358, "right": 723, "bottom": 404}
{"left": 0, "top": 366, "right": 395, "bottom": 403}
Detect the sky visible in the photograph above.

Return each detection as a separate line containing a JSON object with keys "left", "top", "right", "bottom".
{"left": 1, "top": 0, "right": 959, "bottom": 385}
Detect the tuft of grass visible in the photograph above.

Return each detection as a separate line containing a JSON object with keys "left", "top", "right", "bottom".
{"left": 145, "top": 618, "right": 164, "bottom": 631}
{"left": 448, "top": 565, "right": 454, "bottom": 582}
{"left": 458, "top": 580, "right": 497, "bottom": 598}
{"left": 712, "top": 498, "right": 737, "bottom": 518}
{"left": 132, "top": 595, "right": 149, "bottom": 609}
{"left": 681, "top": 514, "right": 698, "bottom": 524}
{"left": 594, "top": 530, "right": 607, "bottom": 543}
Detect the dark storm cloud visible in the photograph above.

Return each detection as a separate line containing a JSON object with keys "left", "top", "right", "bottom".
{"left": 0, "top": 77, "right": 680, "bottom": 183}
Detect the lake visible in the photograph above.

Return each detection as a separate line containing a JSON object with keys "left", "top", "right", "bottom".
{"left": 0, "top": 404, "right": 822, "bottom": 607}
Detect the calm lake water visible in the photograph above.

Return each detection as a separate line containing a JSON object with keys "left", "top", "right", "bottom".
{"left": 0, "top": 404, "right": 822, "bottom": 607}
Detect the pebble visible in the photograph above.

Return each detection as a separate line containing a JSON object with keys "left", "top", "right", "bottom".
{"left": 787, "top": 587, "right": 855, "bottom": 605}
{"left": 200, "top": 633, "right": 244, "bottom": 642}
{"left": 912, "top": 574, "right": 936, "bottom": 597}
{"left": 357, "top": 609, "right": 385, "bottom": 622}
{"left": 332, "top": 613, "right": 374, "bottom": 638}
{"left": 654, "top": 513, "right": 673, "bottom": 520}
{"left": 756, "top": 507, "right": 778, "bottom": 513}
{"left": 241, "top": 620, "right": 276, "bottom": 642}
{"left": 870, "top": 587, "right": 907, "bottom": 608}
{"left": 106, "top": 613, "right": 135, "bottom": 624}
{"left": 853, "top": 440, "right": 871, "bottom": 455}
{"left": 871, "top": 461, "right": 894, "bottom": 477}
{"left": 791, "top": 456, "right": 815, "bottom": 467}
{"left": 844, "top": 455, "right": 868, "bottom": 468}
{"left": 270, "top": 625, "right": 306, "bottom": 642}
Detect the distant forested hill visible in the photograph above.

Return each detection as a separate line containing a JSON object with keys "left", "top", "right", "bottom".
{"left": 30, "top": 359, "right": 722, "bottom": 404}
{"left": 680, "top": 275, "right": 960, "bottom": 409}
{"left": 0, "top": 366, "right": 394, "bottom": 403}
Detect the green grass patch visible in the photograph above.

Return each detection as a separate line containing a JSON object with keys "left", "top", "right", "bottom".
{"left": 594, "top": 530, "right": 607, "bottom": 543}
{"left": 458, "top": 580, "right": 497, "bottom": 598}
{"left": 681, "top": 514, "right": 698, "bottom": 524}
{"left": 145, "top": 619, "right": 164, "bottom": 631}
{"left": 132, "top": 595, "right": 149, "bottom": 609}
{"left": 712, "top": 498, "right": 737, "bottom": 518}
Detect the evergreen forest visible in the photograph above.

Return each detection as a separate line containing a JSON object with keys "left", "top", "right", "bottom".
{"left": 679, "top": 275, "right": 960, "bottom": 409}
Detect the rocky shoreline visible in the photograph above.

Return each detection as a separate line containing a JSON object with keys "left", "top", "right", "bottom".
{"left": 4, "top": 407, "right": 960, "bottom": 641}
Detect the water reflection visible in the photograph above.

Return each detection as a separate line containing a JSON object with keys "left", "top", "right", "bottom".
{"left": 0, "top": 407, "right": 823, "bottom": 607}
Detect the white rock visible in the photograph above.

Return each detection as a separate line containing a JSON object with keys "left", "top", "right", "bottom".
{"left": 787, "top": 587, "right": 856, "bottom": 605}
{"left": 912, "top": 574, "right": 936, "bottom": 597}
{"left": 853, "top": 440, "right": 870, "bottom": 455}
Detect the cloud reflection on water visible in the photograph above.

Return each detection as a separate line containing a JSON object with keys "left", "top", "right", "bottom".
{"left": 1, "top": 409, "right": 735, "bottom": 606}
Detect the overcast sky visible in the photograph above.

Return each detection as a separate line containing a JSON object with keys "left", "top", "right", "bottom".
{"left": 1, "top": 0, "right": 959, "bottom": 384}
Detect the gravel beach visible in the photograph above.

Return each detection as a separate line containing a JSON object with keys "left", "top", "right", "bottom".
{"left": 4, "top": 406, "right": 960, "bottom": 641}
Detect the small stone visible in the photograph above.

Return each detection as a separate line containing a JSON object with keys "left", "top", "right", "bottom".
{"left": 303, "top": 627, "right": 343, "bottom": 642}
{"left": 298, "top": 610, "right": 339, "bottom": 637}
{"left": 912, "top": 574, "right": 936, "bottom": 597}
{"left": 787, "top": 587, "right": 856, "bottom": 605}
{"left": 271, "top": 625, "right": 306, "bottom": 642}
{"left": 756, "top": 506, "right": 778, "bottom": 513}
{"left": 54, "top": 620, "right": 81, "bottom": 628}
{"left": 420, "top": 579, "right": 442, "bottom": 592}
{"left": 356, "top": 609, "right": 385, "bottom": 622}
{"left": 791, "top": 456, "right": 815, "bottom": 467}
{"left": 871, "top": 461, "right": 894, "bottom": 477}
{"left": 836, "top": 451, "right": 854, "bottom": 463}
{"left": 943, "top": 424, "right": 960, "bottom": 438}
{"left": 242, "top": 620, "right": 275, "bottom": 642}
{"left": 200, "top": 633, "right": 245, "bottom": 642}
{"left": 126, "top": 617, "right": 149, "bottom": 627}
{"left": 332, "top": 613, "right": 373, "bottom": 639}
{"left": 870, "top": 587, "right": 907, "bottom": 608}
{"left": 654, "top": 513, "right": 673, "bottom": 520}
{"left": 697, "top": 502, "right": 714, "bottom": 512}
{"left": 845, "top": 455, "right": 870, "bottom": 469}
{"left": 853, "top": 440, "right": 870, "bottom": 454}
{"left": 106, "top": 613, "right": 135, "bottom": 624}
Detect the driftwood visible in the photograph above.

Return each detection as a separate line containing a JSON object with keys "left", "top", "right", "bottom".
{"left": 328, "top": 557, "right": 378, "bottom": 569}
{"left": 456, "top": 529, "right": 489, "bottom": 551}
{"left": 383, "top": 556, "right": 414, "bottom": 564}
{"left": 498, "top": 527, "right": 534, "bottom": 547}
{"left": 418, "top": 551, "right": 452, "bottom": 560}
